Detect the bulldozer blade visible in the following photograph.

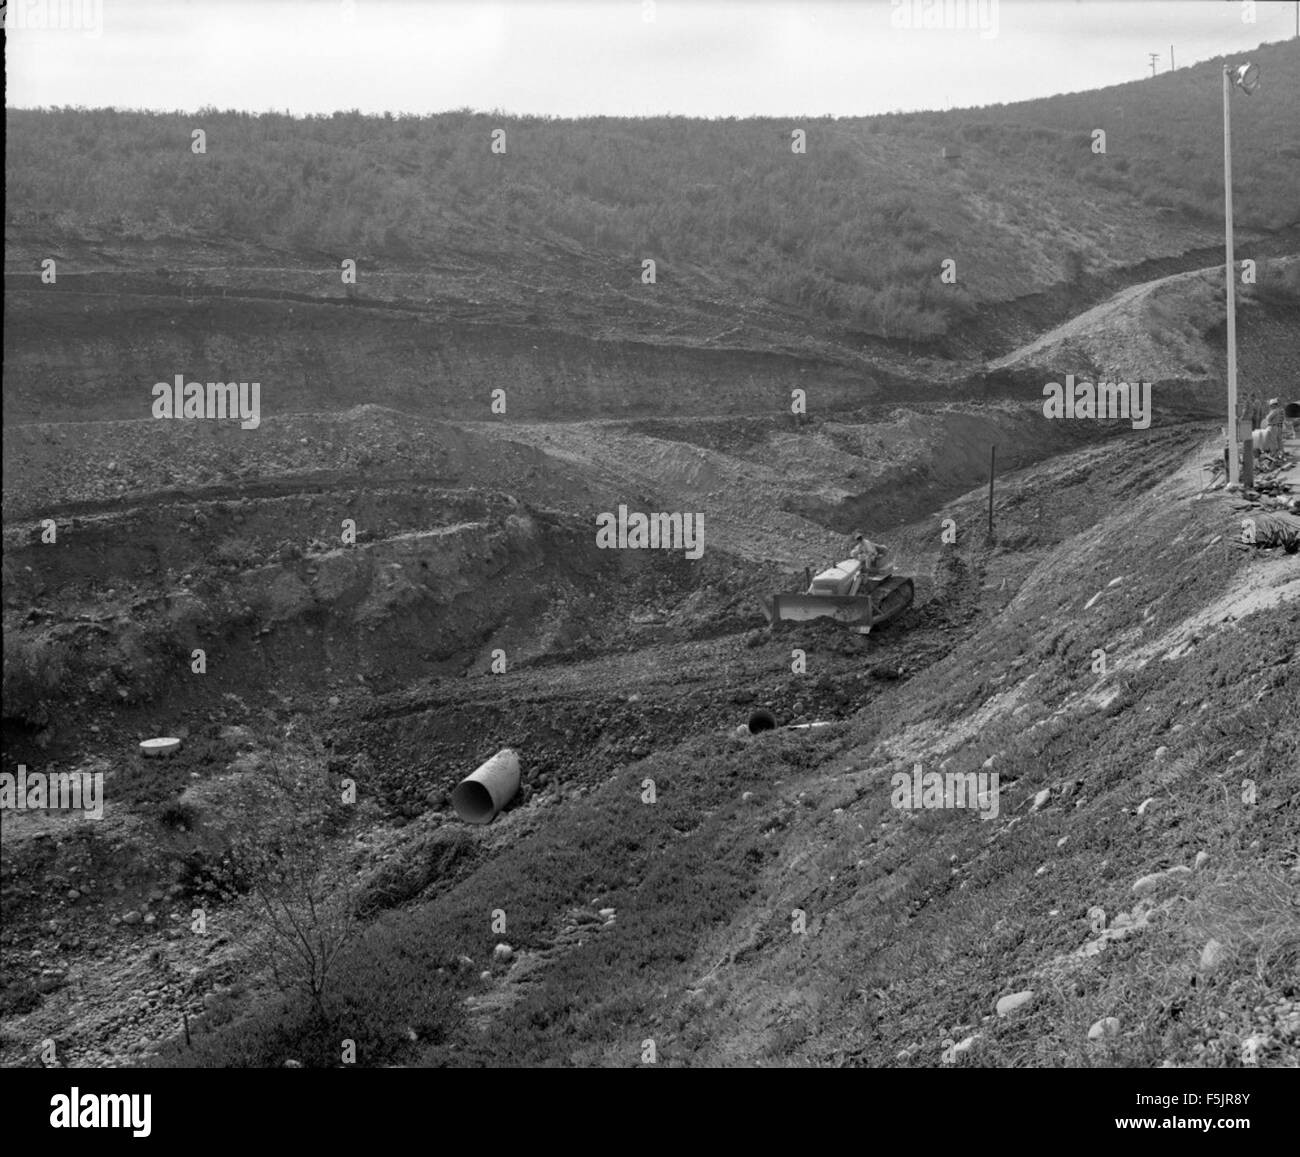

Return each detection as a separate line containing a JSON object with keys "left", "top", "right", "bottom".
{"left": 764, "top": 576, "right": 914, "bottom": 630}
{"left": 768, "top": 592, "right": 876, "bottom": 627}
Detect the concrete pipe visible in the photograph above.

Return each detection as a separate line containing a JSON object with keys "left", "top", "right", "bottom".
{"left": 747, "top": 709, "right": 777, "bottom": 734}
{"left": 451, "top": 748, "right": 521, "bottom": 824}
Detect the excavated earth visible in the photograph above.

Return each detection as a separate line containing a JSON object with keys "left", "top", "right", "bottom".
{"left": 1, "top": 247, "right": 1296, "bottom": 1067}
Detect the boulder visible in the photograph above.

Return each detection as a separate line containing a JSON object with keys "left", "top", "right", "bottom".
{"left": 996, "top": 990, "right": 1034, "bottom": 1017}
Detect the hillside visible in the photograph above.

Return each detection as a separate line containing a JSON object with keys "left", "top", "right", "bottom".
{"left": 6, "top": 39, "right": 1299, "bottom": 359}
{"left": 3, "top": 33, "right": 1299, "bottom": 1076}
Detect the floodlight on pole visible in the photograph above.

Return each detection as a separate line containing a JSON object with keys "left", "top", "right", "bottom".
{"left": 1221, "top": 60, "right": 1259, "bottom": 486}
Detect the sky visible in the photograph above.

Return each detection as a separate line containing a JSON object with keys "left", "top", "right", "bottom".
{"left": 4, "top": 0, "right": 1297, "bottom": 117}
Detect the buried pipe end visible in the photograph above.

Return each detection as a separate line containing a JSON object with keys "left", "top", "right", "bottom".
{"left": 450, "top": 779, "right": 497, "bottom": 824}
{"left": 746, "top": 709, "right": 777, "bottom": 734}
{"left": 451, "top": 748, "right": 521, "bottom": 824}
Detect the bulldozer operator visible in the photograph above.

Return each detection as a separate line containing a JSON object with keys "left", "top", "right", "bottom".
{"left": 849, "top": 532, "right": 889, "bottom": 577}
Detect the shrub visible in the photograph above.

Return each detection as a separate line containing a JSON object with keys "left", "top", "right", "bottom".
{"left": 217, "top": 732, "right": 362, "bottom": 1018}
{"left": 2, "top": 633, "right": 68, "bottom": 726}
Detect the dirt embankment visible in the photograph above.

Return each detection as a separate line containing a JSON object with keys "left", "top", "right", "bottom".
{"left": 978, "top": 256, "right": 1300, "bottom": 410}
{"left": 1, "top": 392, "right": 1185, "bottom": 764}
{"left": 2, "top": 286, "right": 917, "bottom": 426}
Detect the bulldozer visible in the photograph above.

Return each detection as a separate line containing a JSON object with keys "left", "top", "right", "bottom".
{"left": 760, "top": 554, "right": 914, "bottom": 634}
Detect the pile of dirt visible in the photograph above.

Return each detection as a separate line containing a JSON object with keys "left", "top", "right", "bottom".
{"left": 986, "top": 256, "right": 1300, "bottom": 414}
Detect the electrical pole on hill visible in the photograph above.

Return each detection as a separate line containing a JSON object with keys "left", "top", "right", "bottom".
{"left": 1170, "top": 45, "right": 1175, "bottom": 71}
{"left": 987, "top": 446, "right": 996, "bottom": 538}
{"left": 1222, "top": 61, "right": 1261, "bottom": 487}
{"left": 1148, "top": 52, "right": 1160, "bottom": 78}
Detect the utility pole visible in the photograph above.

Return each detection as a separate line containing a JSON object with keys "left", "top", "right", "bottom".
{"left": 1170, "top": 45, "right": 1175, "bottom": 71}
{"left": 1224, "top": 64, "right": 1239, "bottom": 485}
{"left": 1148, "top": 52, "right": 1160, "bottom": 78}
{"left": 987, "top": 446, "right": 996, "bottom": 538}
{"left": 1221, "top": 61, "right": 1260, "bottom": 486}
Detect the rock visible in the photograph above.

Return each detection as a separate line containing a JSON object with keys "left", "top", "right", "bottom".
{"left": 1194, "top": 851, "right": 1210, "bottom": 870}
{"left": 493, "top": 943, "right": 513, "bottom": 962}
{"left": 741, "top": 791, "right": 753, "bottom": 801}
{"left": 1154, "top": 746, "right": 1168, "bottom": 760}
{"left": 996, "top": 990, "right": 1034, "bottom": 1017}
{"left": 143, "top": 914, "right": 156, "bottom": 926}
{"left": 66, "top": 890, "right": 80, "bottom": 902}
{"left": 1199, "top": 938, "right": 1228, "bottom": 972}
{"left": 946, "top": 1033, "right": 981, "bottom": 1060}
{"left": 1136, "top": 797, "right": 1158, "bottom": 816}
{"left": 283, "top": 1059, "right": 302, "bottom": 1068}
{"left": 1241, "top": 1032, "right": 1269, "bottom": 1061}
{"left": 121, "top": 911, "right": 142, "bottom": 925}
{"left": 599, "top": 907, "right": 616, "bottom": 919}
{"left": 328, "top": 696, "right": 341, "bottom": 707}
{"left": 479, "top": 970, "right": 492, "bottom": 981}
{"left": 1131, "top": 866, "right": 1189, "bottom": 896}
{"left": 1031, "top": 789, "right": 1050, "bottom": 812}
{"left": 1088, "top": 1016, "right": 1120, "bottom": 1041}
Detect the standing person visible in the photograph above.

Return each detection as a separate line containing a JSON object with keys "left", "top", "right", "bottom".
{"left": 1263, "top": 398, "right": 1286, "bottom": 453}
{"left": 1247, "top": 390, "right": 1264, "bottom": 432}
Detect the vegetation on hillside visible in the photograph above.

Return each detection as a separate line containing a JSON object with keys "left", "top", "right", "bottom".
{"left": 7, "top": 41, "right": 1297, "bottom": 340}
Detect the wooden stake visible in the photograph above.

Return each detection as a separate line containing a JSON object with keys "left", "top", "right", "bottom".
{"left": 988, "top": 445, "right": 996, "bottom": 537}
